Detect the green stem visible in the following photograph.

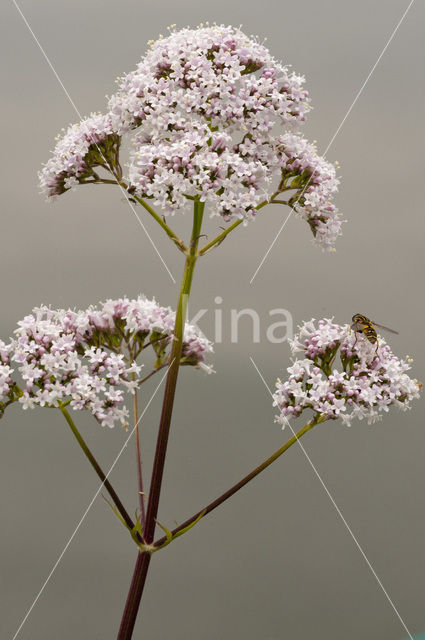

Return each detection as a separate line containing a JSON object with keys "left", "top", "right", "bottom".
{"left": 132, "top": 194, "right": 188, "bottom": 253}
{"left": 198, "top": 219, "right": 243, "bottom": 255}
{"left": 116, "top": 201, "right": 204, "bottom": 640}
{"left": 86, "top": 177, "right": 187, "bottom": 252}
{"left": 153, "top": 414, "right": 326, "bottom": 548}
{"left": 198, "top": 190, "right": 283, "bottom": 256}
{"left": 60, "top": 407, "right": 135, "bottom": 532}
{"left": 81, "top": 179, "right": 119, "bottom": 186}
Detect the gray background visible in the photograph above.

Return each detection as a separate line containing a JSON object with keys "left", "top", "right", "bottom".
{"left": 1, "top": 1, "right": 424, "bottom": 638}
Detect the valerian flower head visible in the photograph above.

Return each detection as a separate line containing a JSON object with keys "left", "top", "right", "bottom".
{"left": 273, "top": 318, "right": 421, "bottom": 427}
{"left": 39, "top": 24, "right": 342, "bottom": 251}
{"left": 38, "top": 112, "right": 121, "bottom": 198}
{"left": 275, "top": 134, "right": 341, "bottom": 251}
{"left": 0, "top": 340, "right": 16, "bottom": 418}
{"left": 2, "top": 296, "right": 212, "bottom": 428}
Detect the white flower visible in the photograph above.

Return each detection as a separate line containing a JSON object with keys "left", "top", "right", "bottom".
{"left": 63, "top": 176, "right": 79, "bottom": 191}
{"left": 19, "top": 391, "right": 37, "bottom": 410}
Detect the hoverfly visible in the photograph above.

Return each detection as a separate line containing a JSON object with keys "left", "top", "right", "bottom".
{"left": 351, "top": 313, "right": 399, "bottom": 352}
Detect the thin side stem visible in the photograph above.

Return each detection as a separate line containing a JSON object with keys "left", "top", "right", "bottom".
{"left": 117, "top": 201, "right": 204, "bottom": 640}
{"left": 83, "top": 178, "right": 187, "bottom": 252}
{"left": 136, "top": 364, "right": 168, "bottom": 388}
{"left": 154, "top": 415, "right": 326, "bottom": 548}
{"left": 81, "top": 179, "right": 119, "bottom": 186}
{"left": 132, "top": 194, "right": 188, "bottom": 253}
{"left": 198, "top": 219, "right": 243, "bottom": 255}
{"left": 132, "top": 380, "right": 146, "bottom": 526}
{"left": 60, "top": 407, "right": 135, "bottom": 532}
{"left": 198, "top": 190, "right": 283, "bottom": 256}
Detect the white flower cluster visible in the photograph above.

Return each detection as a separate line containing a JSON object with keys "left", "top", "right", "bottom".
{"left": 0, "top": 340, "right": 15, "bottom": 415}
{"left": 39, "top": 25, "right": 342, "bottom": 251}
{"left": 273, "top": 318, "right": 421, "bottom": 427}
{"left": 109, "top": 25, "right": 309, "bottom": 135}
{"left": 276, "top": 133, "right": 342, "bottom": 251}
{"left": 110, "top": 25, "right": 311, "bottom": 221}
{"left": 0, "top": 296, "right": 213, "bottom": 428}
{"left": 39, "top": 112, "right": 120, "bottom": 198}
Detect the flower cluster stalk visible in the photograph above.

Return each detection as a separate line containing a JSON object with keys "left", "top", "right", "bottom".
{"left": 132, "top": 381, "right": 146, "bottom": 525}
{"left": 117, "top": 201, "right": 204, "bottom": 640}
{"left": 153, "top": 414, "right": 326, "bottom": 548}
{"left": 60, "top": 407, "right": 135, "bottom": 532}
{"left": 132, "top": 193, "right": 187, "bottom": 253}
{"left": 197, "top": 192, "right": 281, "bottom": 256}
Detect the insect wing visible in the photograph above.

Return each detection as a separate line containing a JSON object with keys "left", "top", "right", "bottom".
{"left": 371, "top": 321, "right": 399, "bottom": 335}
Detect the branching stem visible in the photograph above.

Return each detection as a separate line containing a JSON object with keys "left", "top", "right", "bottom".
{"left": 60, "top": 407, "right": 135, "bottom": 532}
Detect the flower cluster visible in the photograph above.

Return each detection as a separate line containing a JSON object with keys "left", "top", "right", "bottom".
{"left": 109, "top": 25, "right": 309, "bottom": 135}
{"left": 0, "top": 340, "right": 15, "bottom": 418}
{"left": 39, "top": 112, "right": 121, "bottom": 198}
{"left": 111, "top": 24, "right": 311, "bottom": 221}
{"left": 39, "top": 24, "right": 342, "bottom": 251}
{"left": 0, "top": 296, "right": 213, "bottom": 428}
{"left": 276, "top": 134, "right": 342, "bottom": 251}
{"left": 273, "top": 318, "right": 421, "bottom": 427}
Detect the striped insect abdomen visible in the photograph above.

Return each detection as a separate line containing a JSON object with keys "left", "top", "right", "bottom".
{"left": 362, "top": 324, "right": 377, "bottom": 344}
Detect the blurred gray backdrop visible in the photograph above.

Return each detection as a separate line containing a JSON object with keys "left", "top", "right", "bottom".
{"left": 1, "top": 1, "right": 424, "bottom": 639}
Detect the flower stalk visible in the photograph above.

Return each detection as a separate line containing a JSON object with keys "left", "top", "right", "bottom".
{"left": 60, "top": 406, "right": 135, "bottom": 532}
{"left": 132, "top": 193, "right": 188, "bottom": 253}
{"left": 153, "top": 414, "right": 326, "bottom": 549}
{"left": 197, "top": 190, "right": 288, "bottom": 256}
{"left": 131, "top": 378, "right": 146, "bottom": 525}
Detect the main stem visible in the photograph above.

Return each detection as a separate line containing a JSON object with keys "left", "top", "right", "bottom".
{"left": 117, "top": 201, "right": 204, "bottom": 640}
